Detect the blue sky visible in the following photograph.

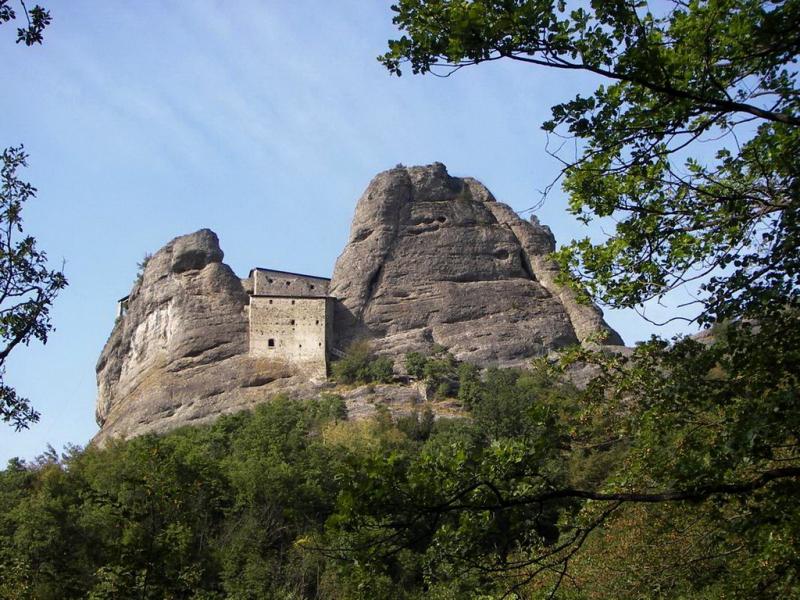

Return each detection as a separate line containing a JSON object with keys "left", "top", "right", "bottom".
{"left": 0, "top": 1, "right": 697, "bottom": 463}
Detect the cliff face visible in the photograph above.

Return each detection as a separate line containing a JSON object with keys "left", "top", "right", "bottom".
{"left": 94, "top": 230, "right": 315, "bottom": 444}
{"left": 94, "top": 164, "right": 622, "bottom": 443}
{"left": 329, "top": 163, "right": 622, "bottom": 366}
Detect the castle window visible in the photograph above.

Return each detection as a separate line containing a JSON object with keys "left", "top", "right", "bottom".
{"left": 290, "top": 319, "right": 295, "bottom": 325}
{"left": 310, "top": 284, "right": 315, "bottom": 290}
{"left": 268, "top": 339, "right": 275, "bottom": 348}
{"left": 315, "top": 319, "right": 319, "bottom": 325}
{"left": 299, "top": 344, "right": 302, "bottom": 348}
{"left": 291, "top": 300, "right": 295, "bottom": 305}
{"left": 268, "top": 299, "right": 273, "bottom": 304}
{"left": 285, "top": 281, "right": 291, "bottom": 286}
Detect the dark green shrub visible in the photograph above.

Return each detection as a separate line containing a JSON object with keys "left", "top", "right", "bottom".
{"left": 330, "top": 342, "right": 371, "bottom": 383}
{"left": 369, "top": 356, "right": 394, "bottom": 384}
{"left": 404, "top": 352, "right": 427, "bottom": 379}
{"left": 422, "top": 351, "right": 457, "bottom": 382}
{"left": 405, "top": 348, "right": 480, "bottom": 402}
{"left": 395, "top": 407, "right": 435, "bottom": 441}
{"left": 314, "top": 393, "right": 348, "bottom": 421}
{"left": 457, "top": 362, "right": 481, "bottom": 408}
{"left": 331, "top": 342, "right": 394, "bottom": 385}
{"left": 434, "top": 380, "right": 456, "bottom": 399}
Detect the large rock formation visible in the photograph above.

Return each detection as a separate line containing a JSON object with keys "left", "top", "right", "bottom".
{"left": 94, "top": 164, "right": 622, "bottom": 443}
{"left": 329, "top": 163, "right": 622, "bottom": 365}
{"left": 94, "top": 230, "right": 317, "bottom": 444}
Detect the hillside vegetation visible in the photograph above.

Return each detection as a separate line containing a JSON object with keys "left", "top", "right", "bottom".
{"left": 2, "top": 323, "right": 798, "bottom": 598}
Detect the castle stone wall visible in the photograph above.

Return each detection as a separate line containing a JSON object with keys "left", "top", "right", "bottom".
{"left": 252, "top": 269, "right": 329, "bottom": 297}
{"left": 248, "top": 295, "right": 330, "bottom": 378}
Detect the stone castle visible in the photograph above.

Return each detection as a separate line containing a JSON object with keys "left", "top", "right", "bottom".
{"left": 245, "top": 269, "right": 333, "bottom": 378}
{"left": 95, "top": 163, "right": 623, "bottom": 443}
{"left": 117, "top": 266, "right": 334, "bottom": 380}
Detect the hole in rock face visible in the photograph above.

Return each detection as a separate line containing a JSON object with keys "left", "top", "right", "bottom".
{"left": 436, "top": 216, "right": 447, "bottom": 223}
{"left": 352, "top": 229, "right": 373, "bottom": 243}
{"left": 494, "top": 249, "right": 510, "bottom": 260}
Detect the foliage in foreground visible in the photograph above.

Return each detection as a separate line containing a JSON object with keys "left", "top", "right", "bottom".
{"left": 382, "top": 0, "right": 799, "bottom": 327}
{"left": 0, "top": 147, "right": 67, "bottom": 430}
{"left": 372, "top": 3, "right": 800, "bottom": 595}
{"left": 0, "top": 0, "right": 51, "bottom": 46}
{"left": 2, "top": 332, "right": 798, "bottom": 598}
{"left": 2, "top": 5, "right": 63, "bottom": 430}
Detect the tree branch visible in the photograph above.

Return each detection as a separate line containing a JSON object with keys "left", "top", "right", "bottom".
{"left": 492, "top": 52, "right": 800, "bottom": 126}
{"left": 426, "top": 466, "right": 800, "bottom": 514}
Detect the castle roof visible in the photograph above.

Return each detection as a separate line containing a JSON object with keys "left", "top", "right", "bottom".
{"left": 248, "top": 267, "right": 330, "bottom": 281}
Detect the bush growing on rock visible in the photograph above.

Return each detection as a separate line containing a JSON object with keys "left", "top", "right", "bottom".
{"left": 331, "top": 341, "right": 394, "bottom": 385}
{"left": 404, "top": 347, "right": 473, "bottom": 400}
{"left": 403, "top": 351, "right": 427, "bottom": 379}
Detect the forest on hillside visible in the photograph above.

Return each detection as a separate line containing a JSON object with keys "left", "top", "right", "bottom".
{"left": 2, "top": 339, "right": 799, "bottom": 598}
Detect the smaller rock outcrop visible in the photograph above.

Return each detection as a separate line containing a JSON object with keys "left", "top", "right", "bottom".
{"left": 94, "top": 230, "right": 317, "bottom": 445}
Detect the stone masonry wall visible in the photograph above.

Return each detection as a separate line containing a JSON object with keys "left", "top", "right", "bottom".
{"left": 252, "top": 269, "right": 329, "bottom": 297}
{"left": 248, "top": 296, "right": 330, "bottom": 379}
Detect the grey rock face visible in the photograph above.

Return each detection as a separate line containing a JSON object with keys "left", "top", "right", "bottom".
{"left": 169, "top": 228, "right": 224, "bottom": 273}
{"left": 94, "top": 164, "right": 622, "bottom": 444}
{"left": 94, "top": 229, "right": 318, "bottom": 444}
{"left": 329, "top": 163, "right": 622, "bottom": 366}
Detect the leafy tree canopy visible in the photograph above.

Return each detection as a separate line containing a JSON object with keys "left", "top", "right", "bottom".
{"left": 0, "top": 147, "right": 66, "bottom": 430}
{"left": 382, "top": 0, "right": 799, "bottom": 326}
{"left": 0, "top": 0, "right": 51, "bottom": 45}
{"left": 1, "top": 3, "right": 64, "bottom": 430}
{"left": 374, "top": 1, "right": 800, "bottom": 594}
{"left": 1, "top": 362, "right": 797, "bottom": 597}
